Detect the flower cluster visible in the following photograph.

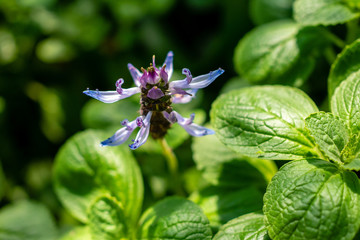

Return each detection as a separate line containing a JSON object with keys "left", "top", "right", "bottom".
{"left": 83, "top": 51, "right": 224, "bottom": 149}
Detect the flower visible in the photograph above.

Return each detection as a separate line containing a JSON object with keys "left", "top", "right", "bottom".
{"left": 83, "top": 51, "right": 224, "bottom": 150}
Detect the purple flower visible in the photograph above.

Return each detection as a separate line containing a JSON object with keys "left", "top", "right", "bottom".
{"left": 83, "top": 51, "right": 224, "bottom": 150}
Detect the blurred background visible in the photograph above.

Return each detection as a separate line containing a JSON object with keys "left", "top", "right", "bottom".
{"left": 0, "top": 0, "right": 307, "bottom": 237}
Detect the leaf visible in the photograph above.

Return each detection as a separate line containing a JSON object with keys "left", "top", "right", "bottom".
{"left": 81, "top": 98, "right": 139, "bottom": 130}
{"left": 192, "top": 132, "right": 277, "bottom": 188}
{"left": 213, "top": 213, "right": 270, "bottom": 240}
{"left": 342, "top": 133, "right": 360, "bottom": 170}
{"left": 211, "top": 86, "right": 320, "bottom": 160}
{"left": 189, "top": 186, "right": 263, "bottom": 229}
{"left": 53, "top": 129, "right": 143, "bottom": 228}
{"left": 264, "top": 159, "right": 360, "bottom": 240}
{"left": 88, "top": 195, "right": 127, "bottom": 240}
{"left": 328, "top": 39, "right": 360, "bottom": 98}
{"left": 249, "top": 0, "right": 294, "bottom": 25}
{"left": 137, "top": 197, "right": 212, "bottom": 240}
{"left": 233, "top": 20, "right": 323, "bottom": 85}
{"left": 0, "top": 200, "right": 58, "bottom": 240}
{"left": 294, "top": 0, "right": 360, "bottom": 26}
{"left": 60, "top": 227, "right": 91, "bottom": 240}
{"left": 305, "top": 112, "right": 349, "bottom": 163}
{"left": 331, "top": 70, "right": 360, "bottom": 135}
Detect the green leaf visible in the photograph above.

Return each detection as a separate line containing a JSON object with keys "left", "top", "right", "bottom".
{"left": 305, "top": 112, "right": 349, "bottom": 163}
{"left": 81, "top": 98, "right": 139, "bottom": 130}
{"left": 233, "top": 20, "right": 322, "bottom": 85}
{"left": 53, "top": 129, "right": 143, "bottom": 227}
{"left": 192, "top": 132, "right": 277, "bottom": 188}
{"left": 0, "top": 200, "right": 58, "bottom": 240}
{"left": 213, "top": 213, "right": 270, "bottom": 240}
{"left": 60, "top": 227, "right": 91, "bottom": 240}
{"left": 137, "top": 197, "right": 212, "bottom": 240}
{"left": 211, "top": 86, "right": 320, "bottom": 160}
{"left": 189, "top": 186, "right": 263, "bottom": 229}
{"left": 88, "top": 195, "right": 127, "bottom": 240}
{"left": 331, "top": 70, "right": 360, "bottom": 134}
{"left": 264, "top": 159, "right": 360, "bottom": 240}
{"left": 249, "top": 0, "right": 294, "bottom": 25}
{"left": 294, "top": 0, "right": 360, "bottom": 26}
{"left": 328, "top": 39, "right": 360, "bottom": 98}
{"left": 342, "top": 133, "right": 360, "bottom": 170}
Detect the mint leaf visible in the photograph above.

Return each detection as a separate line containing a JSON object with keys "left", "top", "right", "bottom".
{"left": 331, "top": 70, "right": 360, "bottom": 135}
{"left": 53, "top": 129, "right": 143, "bottom": 227}
{"left": 192, "top": 132, "right": 277, "bottom": 188}
{"left": 189, "top": 186, "right": 263, "bottom": 229}
{"left": 60, "top": 227, "right": 91, "bottom": 240}
{"left": 249, "top": 0, "right": 294, "bottom": 25}
{"left": 137, "top": 197, "right": 212, "bottom": 240}
{"left": 211, "top": 86, "right": 320, "bottom": 160}
{"left": 342, "top": 133, "right": 360, "bottom": 170}
{"left": 294, "top": 0, "right": 360, "bottom": 26}
{"left": 328, "top": 39, "right": 360, "bottom": 98}
{"left": 213, "top": 213, "right": 270, "bottom": 240}
{"left": 233, "top": 20, "right": 322, "bottom": 85}
{"left": 0, "top": 200, "right": 58, "bottom": 240}
{"left": 264, "top": 159, "right": 360, "bottom": 240}
{"left": 88, "top": 195, "right": 127, "bottom": 240}
{"left": 305, "top": 112, "right": 349, "bottom": 163}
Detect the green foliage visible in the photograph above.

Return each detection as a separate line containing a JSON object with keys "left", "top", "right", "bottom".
{"left": 88, "top": 196, "right": 127, "bottom": 240}
{"left": 0, "top": 200, "right": 58, "bottom": 240}
{"left": 213, "top": 213, "right": 270, "bottom": 240}
{"left": 233, "top": 20, "right": 325, "bottom": 85}
{"left": 305, "top": 112, "right": 349, "bottom": 164}
{"left": 190, "top": 186, "right": 263, "bottom": 229}
{"left": 53, "top": 130, "right": 143, "bottom": 227}
{"left": 60, "top": 227, "right": 91, "bottom": 240}
{"left": 263, "top": 159, "right": 360, "bottom": 240}
{"left": 331, "top": 70, "right": 360, "bottom": 135}
{"left": 249, "top": 0, "right": 294, "bottom": 25}
{"left": 137, "top": 197, "right": 212, "bottom": 239}
{"left": 294, "top": 0, "right": 360, "bottom": 26}
{"left": 192, "top": 132, "right": 277, "bottom": 188}
{"left": 328, "top": 39, "right": 360, "bottom": 97}
{"left": 211, "top": 85, "right": 320, "bottom": 160}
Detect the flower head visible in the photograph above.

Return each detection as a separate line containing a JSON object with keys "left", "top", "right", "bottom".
{"left": 83, "top": 51, "right": 224, "bottom": 150}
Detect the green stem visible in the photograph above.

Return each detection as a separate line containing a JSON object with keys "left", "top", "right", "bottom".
{"left": 321, "top": 28, "right": 346, "bottom": 49}
{"left": 159, "top": 138, "right": 184, "bottom": 196}
{"left": 346, "top": 19, "right": 360, "bottom": 44}
{"left": 323, "top": 46, "right": 337, "bottom": 65}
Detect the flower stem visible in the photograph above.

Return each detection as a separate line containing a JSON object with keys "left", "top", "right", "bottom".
{"left": 320, "top": 28, "right": 346, "bottom": 49}
{"left": 159, "top": 138, "right": 184, "bottom": 196}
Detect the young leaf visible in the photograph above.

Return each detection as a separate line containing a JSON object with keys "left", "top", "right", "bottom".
{"left": 53, "top": 129, "right": 143, "bottom": 227}
{"left": 60, "top": 227, "right": 91, "bottom": 240}
{"left": 189, "top": 186, "right": 263, "bottom": 229}
{"left": 249, "top": 0, "right": 294, "bottom": 25}
{"left": 294, "top": 0, "right": 360, "bottom": 26}
{"left": 211, "top": 86, "right": 320, "bottom": 160}
{"left": 331, "top": 70, "right": 360, "bottom": 135}
{"left": 137, "top": 197, "right": 212, "bottom": 240}
{"left": 0, "top": 200, "right": 58, "bottom": 240}
{"left": 192, "top": 132, "right": 277, "bottom": 188}
{"left": 233, "top": 20, "right": 323, "bottom": 85}
{"left": 305, "top": 112, "right": 349, "bottom": 164}
{"left": 341, "top": 133, "right": 360, "bottom": 170}
{"left": 213, "top": 213, "right": 270, "bottom": 240}
{"left": 264, "top": 159, "right": 360, "bottom": 240}
{"left": 88, "top": 195, "right": 127, "bottom": 240}
{"left": 328, "top": 39, "right": 360, "bottom": 97}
